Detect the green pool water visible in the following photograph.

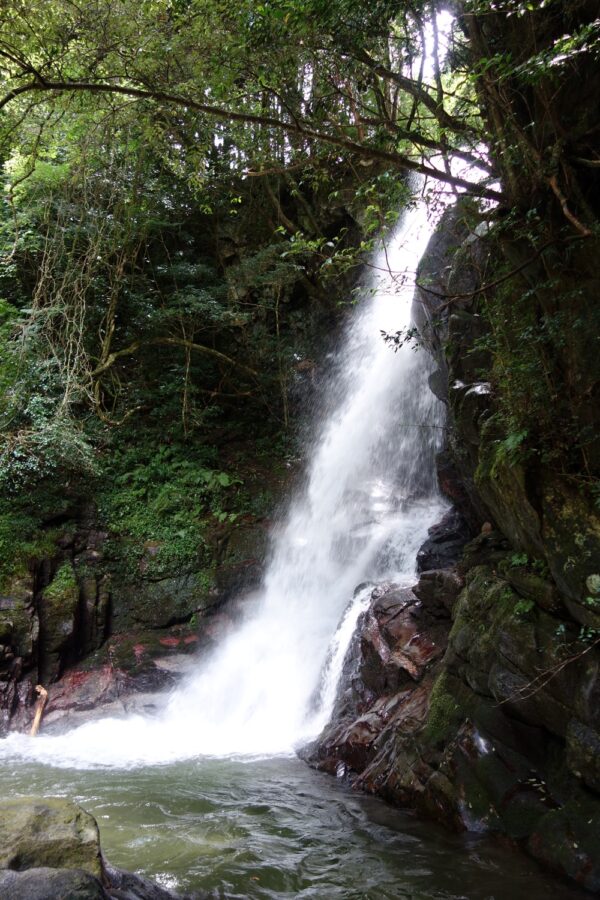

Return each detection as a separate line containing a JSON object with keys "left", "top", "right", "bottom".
{"left": 0, "top": 754, "right": 585, "bottom": 899}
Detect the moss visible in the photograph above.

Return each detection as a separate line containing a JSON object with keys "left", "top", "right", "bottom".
{"left": 0, "top": 506, "right": 58, "bottom": 592}
{"left": 423, "top": 672, "right": 463, "bottom": 746}
{"left": 454, "top": 566, "right": 534, "bottom": 640}
{"left": 45, "top": 562, "right": 77, "bottom": 604}
{"left": 195, "top": 569, "right": 212, "bottom": 594}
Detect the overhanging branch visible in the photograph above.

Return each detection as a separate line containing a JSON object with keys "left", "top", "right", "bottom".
{"left": 0, "top": 78, "right": 502, "bottom": 200}
{"left": 91, "top": 336, "right": 258, "bottom": 379}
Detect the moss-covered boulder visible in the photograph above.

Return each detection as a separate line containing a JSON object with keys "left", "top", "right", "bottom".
{"left": 0, "top": 797, "right": 199, "bottom": 898}
{"left": 0, "top": 798, "right": 102, "bottom": 877}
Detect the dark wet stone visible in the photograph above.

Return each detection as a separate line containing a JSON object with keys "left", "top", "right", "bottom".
{"left": 0, "top": 868, "right": 107, "bottom": 900}
{"left": 416, "top": 508, "right": 471, "bottom": 573}
{"left": 413, "top": 568, "right": 464, "bottom": 613}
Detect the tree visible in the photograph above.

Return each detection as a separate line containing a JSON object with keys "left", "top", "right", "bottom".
{"left": 0, "top": 1, "right": 500, "bottom": 197}
{"left": 0, "top": 0, "right": 598, "bottom": 479}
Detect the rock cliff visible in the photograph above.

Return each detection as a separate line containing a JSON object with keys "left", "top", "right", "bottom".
{"left": 304, "top": 202, "right": 600, "bottom": 893}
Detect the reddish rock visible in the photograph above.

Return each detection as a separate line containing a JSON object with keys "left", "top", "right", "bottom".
{"left": 158, "top": 636, "right": 180, "bottom": 648}
{"left": 133, "top": 643, "right": 146, "bottom": 660}
{"left": 302, "top": 581, "right": 448, "bottom": 778}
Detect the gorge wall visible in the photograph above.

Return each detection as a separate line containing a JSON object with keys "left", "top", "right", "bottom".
{"left": 304, "top": 197, "right": 600, "bottom": 892}
{"left": 305, "top": 3, "right": 600, "bottom": 889}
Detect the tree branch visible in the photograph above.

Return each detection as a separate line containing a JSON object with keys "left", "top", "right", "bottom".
{"left": 91, "top": 336, "right": 258, "bottom": 378}
{"left": 0, "top": 78, "right": 502, "bottom": 200}
{"left": 350, "top": 47, "right": 475, "bottom": 136}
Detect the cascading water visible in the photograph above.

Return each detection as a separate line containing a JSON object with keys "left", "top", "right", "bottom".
{"left": 0, "top": 194, "right": 446, "bottom": 769}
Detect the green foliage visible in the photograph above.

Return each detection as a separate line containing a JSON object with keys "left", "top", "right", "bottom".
{"left": 509, "top": 552, "right": 529, "bottom": 568}
{"left": 512, "top": 17, "right": 600, "bottom": 82}
{"left": 45, "top": 562, "right": 77, "bottom": 603}
{"left": 513, "top": 597, "right": 536, "bottom": 618}
{"left": 0, "top": 415, "right": 98, "bottom": 494}
{"left": 0, "top": 504, "right": 58, "bottom": 590}
{"left": 96, "top": 440, "right": 242, "bottom": 579}
{"left": 578, "top": 625, "right": 600, "bottom": 645}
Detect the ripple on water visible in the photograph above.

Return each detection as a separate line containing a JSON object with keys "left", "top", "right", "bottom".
{"left": 0, "top": 755, "right": 587, "bottom": 899}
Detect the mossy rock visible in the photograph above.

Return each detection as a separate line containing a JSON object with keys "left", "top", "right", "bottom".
{"left": 110, "top": 572, "right": 218, "bottom": 630}
{"left": 474, "top": 425, "right": 545, "bottom": 559}
{"left": 447, "top": 565, "right": 588, "bottom": 739}
{"left": 0, "top": 570, "right": 38, "bottom": 670}
{"left": 39, "top": 562, "right": 79, "bottom": 682}
{"left": 215, "top": 520, "right": 270, "bottom": 598}
{"left": 528, "top": 800, "right": 600, "bottom": 893}
{"left": 0, "top": 798, "right": 102, "bottom": 878}
{"left": 459, "top": 530, "right": 509, "bottom": 572}
{"left": 450, "top": 380, "right": 493, "bottom": 448}
{"left": 540, "top": 472, "right": 600, "bottom": 623}
{"left": 0, "top": 595, "right": 37, "bottom": 660}
{"left": 502, "top": 566, "right": 564, "bottom": 614}
{"left": 447, "top": 566, "right": 520, "bottom": 679}
{"left": 422, "top": 671, "right": 464, "bottom": 746}
{"left": 0, "top": 572, "right": 34, "bottom": 607}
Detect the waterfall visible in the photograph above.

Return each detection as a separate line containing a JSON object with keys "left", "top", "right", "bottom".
{"left": 0, "top": 194, "right": 447, "bottom": 768}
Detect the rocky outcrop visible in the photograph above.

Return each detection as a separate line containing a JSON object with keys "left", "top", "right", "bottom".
{"left": 305, "top": 526, "right": 600, "bottom": 893}
{"left": 301, "top": 527, "right": 466, "bottom": 770}
{"left": 306, "top": 200, "right": 600, "bottom": 893}
{"left": 409, "top": 207, "right": 600, "bottom": 889}
{"left": 7, "top": 606, "right": 242, "bottom": 734}
{"left": 0, "top": 504, "right": 270, "bottom": 734}
{"left": 0, "top": 576, "right": 38, "bottom": 732}
{"left": 0, "top": 797, "right": 202, "bottom": 899}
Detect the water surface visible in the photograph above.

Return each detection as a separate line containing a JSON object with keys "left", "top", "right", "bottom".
{"left": 0, "top": 756, "right": 583, "bottom": 899}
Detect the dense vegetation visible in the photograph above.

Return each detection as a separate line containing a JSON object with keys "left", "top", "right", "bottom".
{"left": 2, "top": 5, "right": 600, "bottom": 890}
{"left": 0, "top": 0, "right": 598, "bottom": 589}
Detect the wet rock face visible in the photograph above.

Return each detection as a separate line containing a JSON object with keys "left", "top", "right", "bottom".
{"left": 11, "top": 616, "right": 228, "bottom": 734}
{"left": 0, "top": 500, "right": 271, "bottom": 734}
{"left": 302, "top": 579, "right": 450, "bottom": 777}
{"left": 416, "top": 508, "right": 471, "bottom": 573}
{"left": 0, "top": 577, "right": 38, "bottom": 734}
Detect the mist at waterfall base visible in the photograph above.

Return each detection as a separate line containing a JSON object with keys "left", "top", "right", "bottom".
{"left": 0, "top": 196, "right": 447, "bottom": 768}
